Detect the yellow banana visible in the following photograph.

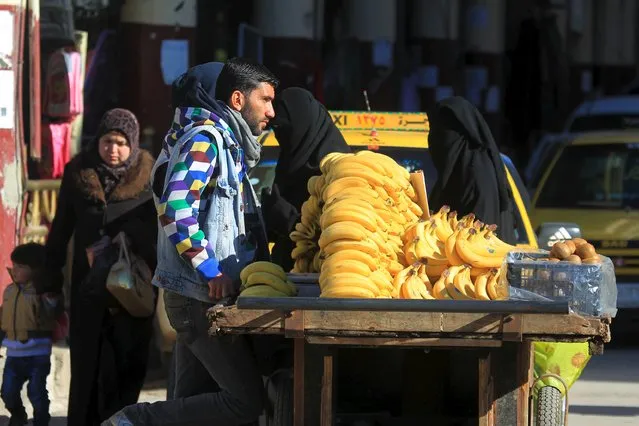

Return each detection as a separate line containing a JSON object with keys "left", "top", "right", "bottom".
{"left": 417, "top": 264, "right": 433, "bottom": 292}
{"left": 470, "top": 267, "right": 491, "bottom": 278}
{"left": 402, "top": 222, "right": 419, "bottom": 245}
{"left": 319, "top": 273, "right": 380, "bottom": 296}
{"left": 473, "top": 270, "right": 493, "bottom": 301}
{"left": 445, "top": 227, "right": 467, "bottom": 266}
{"left": 377, "top": 208, "right": 407, "bottom": 226}
{"left": 321, "top": 239, "right": 380, "bottom": 257}
{"left": 291, "top": 240, "right": 317, "bottom": 259}
{"left": 486, "top": 269, "right": 508, "bottom": 300}
{"left": 453, "top": 265, "right": 476, "bottom": 299}
{"left": 369, "top": 269, "right": 394, "bottom": 294}
{"left": 322, "top": 198, "right": 388, "bottom": 231}
{"left": 289, "top": 230, "right": 307, "bottom": 242}
{"left": 454, "top": 228, "right": 504, "bottom": 269}
{"left": 432, "top": 272, "right": 451, "bottom": 299}
{"left": 319, "top": 152, "right": 352, "bottom": 174}
{"left": 424, "top": 261, "right": 448, "bottom": 280}
{"left": 322, "top": 249, "right": 379, "bottom": 271}
{"left": 404, "top": 237, "right": 420, "bottom": 265}
{"left": 320, "top": 285, "right": 376, "bottom": 299}
{"left": 355, "top": 150, "right": 411, "bottom": 181}
{"left": 307, "top": 176, "right": 320, "bottom": 196}
{"left": 318, "top": 221, "right": 368, "bottom": 248}
{"left": 338, "top": 154, "right": 389, "bottom": 177}
{"left": 315, "top": 174, "right": 326, "bottom": 195}
{"left": 444, "top": 265, "right": 473, "bottom": 300}
{"left": 240, "top": 261, "right": 287, "bottom": 284}
{"left": 320, "top": 205, "right": 379, "bottom": 233}
{"left": 245, "top": 271, "right": 296, "bottom": 296}
{"left": 448, "top": 210, "right": 459, "bottom": 230}
{"left": 392, "top": 265, "right": 413, "bottom": 294}
{"left": 295, "top": 221, "right": 317, "bottom": 239}
{"left": 312, "top": 251, "right": 322, "bottom": 272}
{"left": 325, "top": 163, "right": 386, "bottom": 188}
{"left": 322, "top": 176, "right": 372, "bottom": 201}
{"left": 239, "top": 285, "right": 289, "bottom": 298}
{"left": 321, "top": 259, "right": 372, "bottom": 277}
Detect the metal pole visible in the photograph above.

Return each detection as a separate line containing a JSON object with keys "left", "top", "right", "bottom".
{"left": 236, "top": 297, "right": 571, "bottom": 314}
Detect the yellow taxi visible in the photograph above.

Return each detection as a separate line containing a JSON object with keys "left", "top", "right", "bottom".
{"left": 531, "top": 130, "right": 639, "bottom": 309}
{"left": 253, "top": 110, "right": 538, "bottom": 249}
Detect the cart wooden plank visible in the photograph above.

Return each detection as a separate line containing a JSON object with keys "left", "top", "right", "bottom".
{"left": 208, "top": 306, "right": 611, "bottom": 343}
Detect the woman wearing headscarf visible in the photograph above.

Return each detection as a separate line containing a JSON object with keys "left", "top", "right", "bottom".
{"left": 45, "top": 108, "right": 157, "bottom": 425}
{"left": 261, "top": 87, "right": 351, "bottom": 271}
{"left": 428, "top": 96, "right": 517, "bottom": 245}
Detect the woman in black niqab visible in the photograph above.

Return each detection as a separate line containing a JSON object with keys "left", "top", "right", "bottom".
{"left": 428, "top": 96, "right": 517, "bottom": 245}
{"left": 261, "top": 87, "right": 351, "bottom": 270}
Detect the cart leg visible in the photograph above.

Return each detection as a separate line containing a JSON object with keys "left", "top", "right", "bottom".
{"left": 491, "top": 342, "right": 533, "bottom": 425}
{"left": 293, "top": 338, "right": 305, "bottom": 426}
{"left": 320, "top": 351, "right": 336, "bottom": 426}
{"left": 478, "top": 352, "right": 495, "bottom": 426}
{"left": 293, "top": 338, "right": 326, "bottom": 426}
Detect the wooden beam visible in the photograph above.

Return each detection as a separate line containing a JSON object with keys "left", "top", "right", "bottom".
{"left": 306, "top": 336, "right": 503, "bottom": 348}
{"left": 517, "top": 342, "right": 534, "bottom": 425}
{"left": 209, "top": 307, "right": 611, "bottom": 343}
{"left": 293, "top": 338, "right": 305, "bottom": 426}
{"left": 320, "top": 353, "right": 335, "bottom": 426}
{"left": 478, "top": 352, "right": 495, "bottom": 426}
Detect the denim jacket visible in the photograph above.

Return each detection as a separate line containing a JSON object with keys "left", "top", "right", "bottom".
{"left": 151, "top": 124, "right": 262, "bottom": 303}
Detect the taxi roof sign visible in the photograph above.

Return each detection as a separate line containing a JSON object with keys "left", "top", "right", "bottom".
{"left": 329, "top": 111, "right": 429, "bottom": 132}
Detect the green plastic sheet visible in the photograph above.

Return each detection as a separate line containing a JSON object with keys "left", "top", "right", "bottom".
{"left": 533, "top": 341, "right": 591, "bottom": 395}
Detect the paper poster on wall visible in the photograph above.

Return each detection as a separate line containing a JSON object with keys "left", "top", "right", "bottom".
{"left": 0, "top": 11, "right": 14, "bottom": 70}
{"left": 160, "top": 39, "right": 189, "bottom": 85}
{"left": 0, "top": 71, "right": 15, "bottom": 129}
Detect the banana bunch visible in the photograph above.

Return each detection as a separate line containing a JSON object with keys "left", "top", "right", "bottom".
{"left": 313, "top": 151, "right": 423, "bottom": 298}
{"left": 402, "top": 207, "right": 474, "bottom": 280}
{"left": 397, "top": 205, "right": 515, "bottom": 301}
{"left": 393, "top": 263, "right": 435, "bottom": 299}
{"left": 239, "top": 261, "right": 298, "bottom": 297}
{"left": 289, "top": 176, "right": 326, "bottom": 273}
{"left": 431, "top": 265, "right": 506, "bottom": 300}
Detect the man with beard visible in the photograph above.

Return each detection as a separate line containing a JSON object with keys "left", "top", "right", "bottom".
{"left": 103, "top": 58, "right": 278, "bottom": 425}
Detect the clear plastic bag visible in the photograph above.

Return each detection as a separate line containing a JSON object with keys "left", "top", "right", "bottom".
{"left": 500, "top": 250, "right": 617, "bottom": 317}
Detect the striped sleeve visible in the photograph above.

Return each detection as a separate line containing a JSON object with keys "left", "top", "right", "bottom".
{"left": 157, "top": 131, "right": 221, "bottom": 281}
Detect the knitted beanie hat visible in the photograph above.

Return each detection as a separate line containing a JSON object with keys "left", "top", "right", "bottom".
{"left": 96, "top": 108, "right": 140, "bottom": 153}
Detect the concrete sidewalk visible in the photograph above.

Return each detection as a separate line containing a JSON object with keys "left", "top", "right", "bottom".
{"left": 0, "top": 345, "right": 166, "bottom": 425}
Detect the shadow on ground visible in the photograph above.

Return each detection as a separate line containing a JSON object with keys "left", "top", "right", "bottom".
{"left": 569, "top": 405, "right": 639, "bottom": 417}
{"left": 0, "top": 416, "right": 67, "bottom": 425}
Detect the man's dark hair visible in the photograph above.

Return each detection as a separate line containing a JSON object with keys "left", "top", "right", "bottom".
{"left": 215, "top": 57, "right": 279, "bottom": 102}
{"left": 11, "top": 242, "right": 46, "bottom": 270}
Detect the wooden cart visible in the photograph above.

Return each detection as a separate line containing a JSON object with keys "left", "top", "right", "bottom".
{"left": 209, "top": 294, "right": 611, "bottom": 426}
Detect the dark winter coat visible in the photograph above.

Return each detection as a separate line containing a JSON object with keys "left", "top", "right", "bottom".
{"left": 45, "top": 150, "right": 157, "bottom": 425}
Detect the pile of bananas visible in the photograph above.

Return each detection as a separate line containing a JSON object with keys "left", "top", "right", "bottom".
{"left": 238, "top": 261, "right": 298, "bottom": 297}
{"left": 289, "top": 176, "right": 324, "bottom": 272}
{"left": 395, "top": 206, "right": 515, "bottom": 300}
{"left": 309, "top": 151, "right": 423, "bottom": 298}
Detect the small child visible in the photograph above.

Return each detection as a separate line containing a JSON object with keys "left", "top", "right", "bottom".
{"left": 1, "top": 243, "right": 62, "bottom": 426}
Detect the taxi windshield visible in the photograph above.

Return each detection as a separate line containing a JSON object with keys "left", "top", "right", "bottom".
{"left": 536, "top": 143, "right": 639, "bottom": 209}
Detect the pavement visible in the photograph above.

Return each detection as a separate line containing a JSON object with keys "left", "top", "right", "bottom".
{"left": 567, "top": 346, "right": 639, "bottom": 425}
{"left": 0, "top": 344, "right": 636, "bottom": 425}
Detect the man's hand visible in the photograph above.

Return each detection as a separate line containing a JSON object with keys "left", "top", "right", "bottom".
{"left": 207, "top": 273, "right": 236, "bottom": 301}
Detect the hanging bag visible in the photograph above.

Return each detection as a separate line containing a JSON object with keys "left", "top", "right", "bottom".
{"left": 105, "top": 232, "right": 154, "bottom": 318}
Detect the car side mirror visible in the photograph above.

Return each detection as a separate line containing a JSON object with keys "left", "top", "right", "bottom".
{"left": 536, "top": 222, "right": 583, "bottom": 250}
